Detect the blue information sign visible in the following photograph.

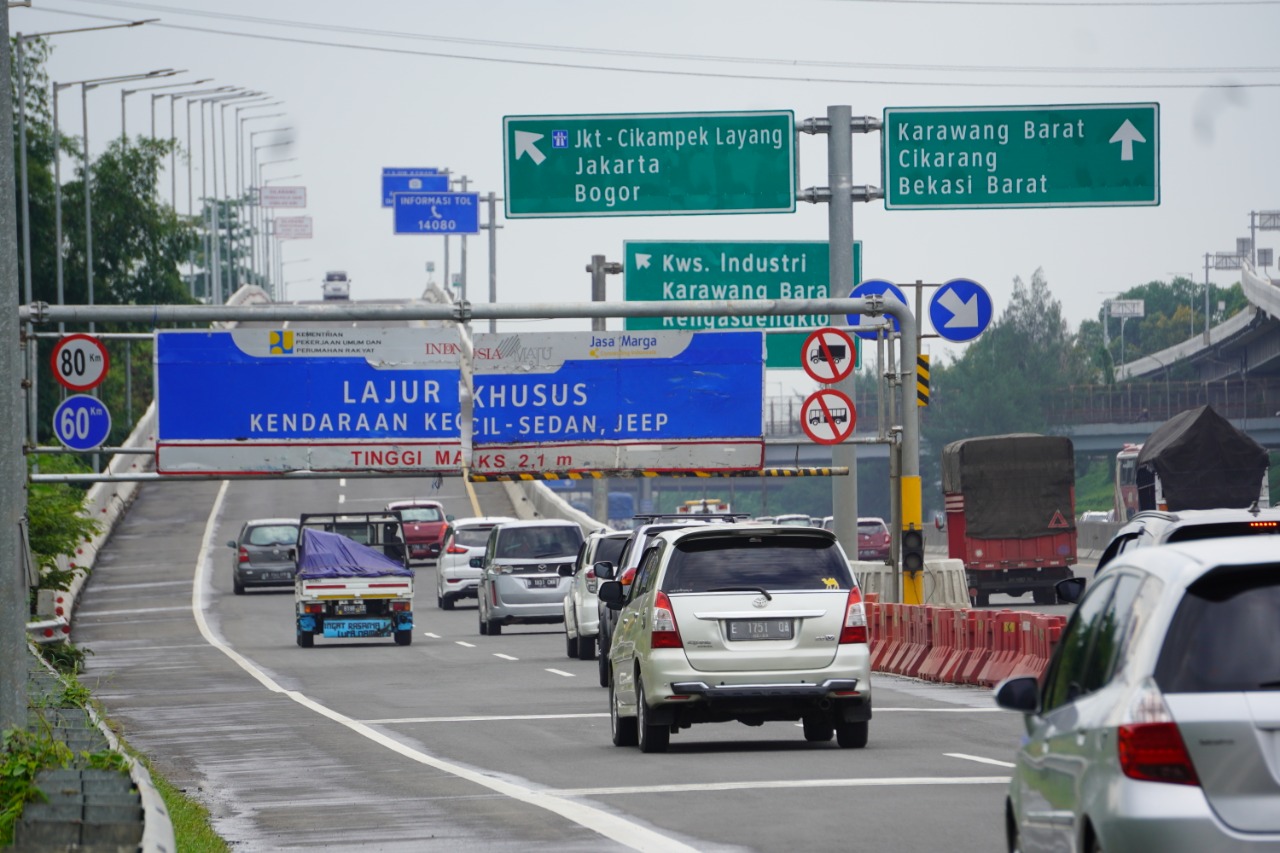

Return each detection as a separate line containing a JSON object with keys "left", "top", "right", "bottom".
{"left": 53, "top": 394, "right": 111, "bottom": 451}
{"left": 381, "top": 168, "right": 448, "bottom": 207}
{"left": 155, "top": 328, "right": 464, "bottom": 474}
{"left": 929, "top": 278, "right": 993, "bottom": 343}
{"left": 847, "top": 279, "right": 909, "bottom": 339}
{"left": 470, "top": 331, "right": 764, "bottom": 474}
{"left": 393, "top": 192, "right": 480, "bottom": 235}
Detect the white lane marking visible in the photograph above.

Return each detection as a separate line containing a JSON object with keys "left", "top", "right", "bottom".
{"left": 876, "top": 707, "right": 1006, "bottom": 713}
{"left": 546, "top": 668, "right": 575, "bottom": 678}
{"left": 494, "top": 653, "right": 519, "bottom": 661}
{"left": 75, "top": 606, "right": 190, "bottom": 617}
{"left": 194, "top": 482, "right": 697, "bottom": 853}
{"left": 366, "top": 713, "right": 608, "bottom": 725}
{"left": 339, "top": 478, "right": 346, "bottom": 487}
{"left": 422, "top": 632, "right": 441, "bottom": 639}
{"left": 552, "top": 776, "right": 1011, "bottom": 797}
{"left": 455, "top": 641, "right": 476, "bottom": 648}
{"left": 338, "top": 493, "right": 346, "bottom": 505}
{"left": 946, "top": 753, "right": 1017, "bottom": 768}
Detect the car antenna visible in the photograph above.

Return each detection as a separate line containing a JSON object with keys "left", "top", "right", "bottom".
{"left": 1249, "top": 499, "right": 1260, "bottom": 517}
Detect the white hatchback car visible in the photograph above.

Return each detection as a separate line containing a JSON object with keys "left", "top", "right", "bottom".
{"left": 435, "top": 516, "right": 515, "bottom": 609}
{"left": 599, "top": 524, "right": 872, "bottom": 752}
{"left": 563, "top": 530, "right": 631, "bottom": 660}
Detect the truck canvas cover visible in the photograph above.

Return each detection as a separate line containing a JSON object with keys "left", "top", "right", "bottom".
{"left": 1136, "top": 405, "right": 1268, "bottom": 511}
{"left": 296, "top": 528, "right": 414, "bottom": 580}
{"left": 942, "top": 434, "right": 1075, "bottom": 539}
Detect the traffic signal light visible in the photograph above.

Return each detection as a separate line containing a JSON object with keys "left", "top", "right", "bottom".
{"left": 901, "top": 527, "right": 925, "bottom": 574}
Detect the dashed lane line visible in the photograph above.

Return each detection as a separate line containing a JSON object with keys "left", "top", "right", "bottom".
{"left": 494, "top": 653, "right": 519, "bottom": 661}
{"left": 422, "top": 632, "right": 441, "bottom": 639}
{"left": 455, "top": 641, "right": 476, "bottom": 648}
{"left": 546, "top": 668, "right": 575, "bottom": 678}
{"left": 946, "top": 753, "right": 1017, "bottom": 768}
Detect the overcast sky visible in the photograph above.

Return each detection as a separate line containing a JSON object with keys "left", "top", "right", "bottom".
{"left": 13, "top": 0, "right": 1280, "bottom": 379}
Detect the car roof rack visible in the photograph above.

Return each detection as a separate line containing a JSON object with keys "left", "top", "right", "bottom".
{"left": 630, "top": 513, "right": 752, "bottom": 524}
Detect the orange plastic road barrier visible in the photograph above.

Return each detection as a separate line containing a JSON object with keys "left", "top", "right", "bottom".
{"left": 917, "top": 607, "right": 957, "bottom": 682}
{"left": 958, "top": 610, "right": 994, "bottom": 685}
{"left": 938, "top": 609, "right": 973, "bottom": 683}
{"left": 977, "top": 611, "right": 1022, "bottom": 687}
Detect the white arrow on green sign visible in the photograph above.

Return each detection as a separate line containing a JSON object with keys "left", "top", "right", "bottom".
{"left": 882, "top": 103, "right": 1159, "bottom": 210}
{"left": 623, "top": 240, "right": 861, "bottom": 369}
{"left": 503, "top": 111, "right": 796, "bottom": 218}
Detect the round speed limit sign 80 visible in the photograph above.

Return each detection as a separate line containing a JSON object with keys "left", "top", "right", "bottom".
{"left": 50, "top": 333, "right": 110, "bottom": 392}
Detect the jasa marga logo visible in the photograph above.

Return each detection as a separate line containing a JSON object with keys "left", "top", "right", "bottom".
{"left": 269, "top": 330, "right": 294, "bottom": 355}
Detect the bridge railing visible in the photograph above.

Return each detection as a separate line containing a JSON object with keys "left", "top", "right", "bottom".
{"left": 1044, "top": 378, "right": 1280, "bottom": 425}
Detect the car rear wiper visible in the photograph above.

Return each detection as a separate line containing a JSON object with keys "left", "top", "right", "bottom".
{"left": 1256, "top": 680, "right": 1280, "bottom": 689}
{"left": 705, "top": 586, "right": 772, "bottom": 600}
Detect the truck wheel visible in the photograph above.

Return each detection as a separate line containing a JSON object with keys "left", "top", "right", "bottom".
{"left": 488, "top": 618, "right": 502, "bottom": 636}
{"left": 973, "top": 592, "right": 991, "bottom": 607}
{"left": 296, "top": 631, "right": 314, "bottom": 648}
{"left": 835, "top": 720, "right": 869, "bottom": 749}
{"left": 1033, "top": 587, "right": 1057, "bottom": 605}
{"left": 576, "top": 633, "right": 596, "bottom": 661}
{"left": 394, "top": 629, "right": 413, "bottom": 646}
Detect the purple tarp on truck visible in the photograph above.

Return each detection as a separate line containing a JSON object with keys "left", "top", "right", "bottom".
{"left": 296, "top": 528, "right": 414, "bottom": 580}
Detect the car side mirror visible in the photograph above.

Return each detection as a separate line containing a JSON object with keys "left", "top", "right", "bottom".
{"left": 469, "top": 556, "right": 484, "bottom": 569}
{"left": 557, "top": 564, "right": 575, "bottom": 578}
{"left": 597, "top": 580, "right": 624, "bottom": 608}
{"left": 446, "top": 514, "right": 455, "bottom": 522}
{"left": 993, "top": 675, "right": 1041, "bottom": 715}
{"left": 593, "top": 561, "right": 617, "bottom": 580}
{"left": 227, "top": 540, "right": 237, "bottom": 549}
{"left": 1055, "top": 577, "right": 1086, "bottom": 604}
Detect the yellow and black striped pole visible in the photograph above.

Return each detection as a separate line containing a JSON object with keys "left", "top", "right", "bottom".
{"left": 917, "top": 354, "right": 930, "bottom": 407}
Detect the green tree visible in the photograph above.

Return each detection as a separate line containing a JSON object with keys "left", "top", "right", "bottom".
{"left": 25, "top": 455, "right": 98, "bottom": 599}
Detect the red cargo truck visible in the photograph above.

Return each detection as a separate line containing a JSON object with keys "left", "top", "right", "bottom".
{"left": 942, "top": 434, "right": 1077, "bottom": 607}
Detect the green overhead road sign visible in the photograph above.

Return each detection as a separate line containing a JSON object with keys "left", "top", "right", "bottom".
{"left": 503, "top": 111, "right": 796, "bottom": 218}
{"left": 623, "top": 240, "right": 861, "bottom": 369}
{"left": 883, "top": 103, "right": 1159, "bottom": 210}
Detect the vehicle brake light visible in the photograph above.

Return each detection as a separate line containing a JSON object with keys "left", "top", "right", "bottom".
{"left": 1249, "top": 521, "right": 1279, "bottom": 529}
{"left": 238, "top": 548, "right": 250, "bottom": 563}
{"left": 651, "top": 591, "right": 683, "bottom": 649}
{"left": 839, "top": 587, "right": 867, "bottom": 644}
{"left": 389, "top": 601, "right": 410, "bottom": 612}
{"left": 303, "top": 603, "right": 324, "bottom": 614}
{"left": 446, "top": 544, "right": 470, "bottom": 554}
{"left": 619, "top": 567, "right": 636, "bottom": 587}
{"left": 586, "top": 568, "right": 597, "bottom": 594}
{"left": 1118, "top": 679, "right": 1199, "bottom": 786}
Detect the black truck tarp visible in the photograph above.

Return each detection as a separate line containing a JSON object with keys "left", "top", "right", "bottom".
{"left": 1136, "top": 405, "right": 1268, "bottom": 511}
{"left": 942, "top": 434, "right": 1076, "bottom": 539}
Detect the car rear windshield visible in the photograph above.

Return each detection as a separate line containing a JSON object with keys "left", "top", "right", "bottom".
{"left": 455, "top": 527, "right": 494, "bottom": 548}
{"left": 662, "top": 533, "right": 854, "bottom": 592}
{"left": 595, "top": 536, "right": 628, "bottom": 565}
{"left": 1154, "top": 565, "right": 1280, "bottom": 693}
{"left": 497, "top": 527, "right": 583, "bottom": 559}
{"left": 398, "top": 507, "right": 443, "bottom": 523}
{"left": 1165, "top": 521, "right": 1280, "bottom": 544}
{"left": 858, "top": 521, "right": 888, "bottom": 535}
{"left": 247, "top": 525, "right": 298, "bottom": 546}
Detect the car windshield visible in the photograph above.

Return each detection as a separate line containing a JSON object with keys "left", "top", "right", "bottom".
{"left": 662, "top": 533, "right": 853, "bottom": 592}
{"left": 455, "top": 527, "right": 494, "bottom": 548}
{"left": 498, "top": 527, "right": 582, "bottom": 559}
{"left": 1155, "top": 566, "right": 1280, "bottom": 693}
{"left": 246, "top": 525, "right": 298, "bottom": 546}
{"left": 398, "top": 507, "right": 443, "bottom": 523}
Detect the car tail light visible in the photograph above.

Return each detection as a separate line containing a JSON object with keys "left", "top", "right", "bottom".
{"left": 839, "top": 587, "right": 867, "bottom": 644}
{"left": 389, "top": 601, "right": 410, "bottom": 612}
{"left": 302, "top": 603, "right": 324, "bottom": 614}
{"left": 1118, "top": 679, "right": 1199, "bottom": 786}
{"left": 446, "top": 544, "right": 470, "bottom": 554}
{"left": 619, "top": 567, "right": 636, "bottom": 587}
{"left": 238, "top": 548, "right": 250, "bottom": 563}
{"left": 651, "top": 591, "right": 683, "bottom": 649}
{"left": 586, "top": 568, "right": 597, "bottom": 594}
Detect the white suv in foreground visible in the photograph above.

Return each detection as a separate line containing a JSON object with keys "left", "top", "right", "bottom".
{"left": 599, "top": 524, "right": 872, "bottom": 753}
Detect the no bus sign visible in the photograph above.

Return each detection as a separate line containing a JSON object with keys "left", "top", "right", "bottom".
{"left": 50, "top": 334, "right": 109, "bottom": 392}
{"left": 800, "top": 388, "right": 856, "bottom": 445}
{"left": 801, "top": 327, "right": 856, "bottom": 384}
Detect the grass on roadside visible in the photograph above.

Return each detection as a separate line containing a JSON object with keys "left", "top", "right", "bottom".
{"left": 144, "top": 760, "right": 229, "bottom": 853}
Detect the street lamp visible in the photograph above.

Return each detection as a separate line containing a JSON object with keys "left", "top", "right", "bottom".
{"left": 279, "top": 257, "right": 310, "bottom": 302}
{"left": 192, "top": 90, "right": 257, "bottom": 303}
{"left": 233, "top": 105, "right": 284, "bottom": 291}
{"left": 249, "top": 137, "right": 293, "bottom": 283}
{"left": 163, "top": 86, "right": 231, "bottom": 210}
{"left": 203, "top": 92, "right": 265, "bottom": 303}
{"left": 120, "top": 74, "right": 195, "bottom": 141}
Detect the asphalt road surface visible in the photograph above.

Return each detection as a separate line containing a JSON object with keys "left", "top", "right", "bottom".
{"left": 74, "top": 474, "right": 1029, "bottom": 852}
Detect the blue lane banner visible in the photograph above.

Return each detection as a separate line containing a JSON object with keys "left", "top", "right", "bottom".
{"left": 155, "top": 328, "right": 464, "bottom": 475}
{"left": 469, "top": 330, "right": 765, "bottom": 474}
{"left": 393, "top": 192, "right": 480, "bottom": 234}
{"left": 381, "top": 168, "right": 448, "bottom": 207}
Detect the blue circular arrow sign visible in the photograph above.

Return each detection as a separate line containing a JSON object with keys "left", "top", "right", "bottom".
{"left": 847, "top": 279, "right": 908, "bottom": 340}
{"left": 53, "top": 395, "right": 112, "bottom": 451}
{"left": 929, "top": 278, "right": 993, "bottom": 343}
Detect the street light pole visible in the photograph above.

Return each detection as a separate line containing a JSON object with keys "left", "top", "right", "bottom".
{"left": 165, "top": 87, "right": 230, "bottom": 211}
{"left": 257, "top": 155, "right": 296, "bottom": 294}
{"left": 234, "top": 105, "right": 284, "bottom": 291}
{"left": 119, "top": 74, "right": 190, "bottom": 142}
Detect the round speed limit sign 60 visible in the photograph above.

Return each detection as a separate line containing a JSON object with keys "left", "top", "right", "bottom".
{"left": 53, "top": 395, "right": 112, "bottom": 452}
{"left": 50, "top": 333, "right": 110, "bottom": 392}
